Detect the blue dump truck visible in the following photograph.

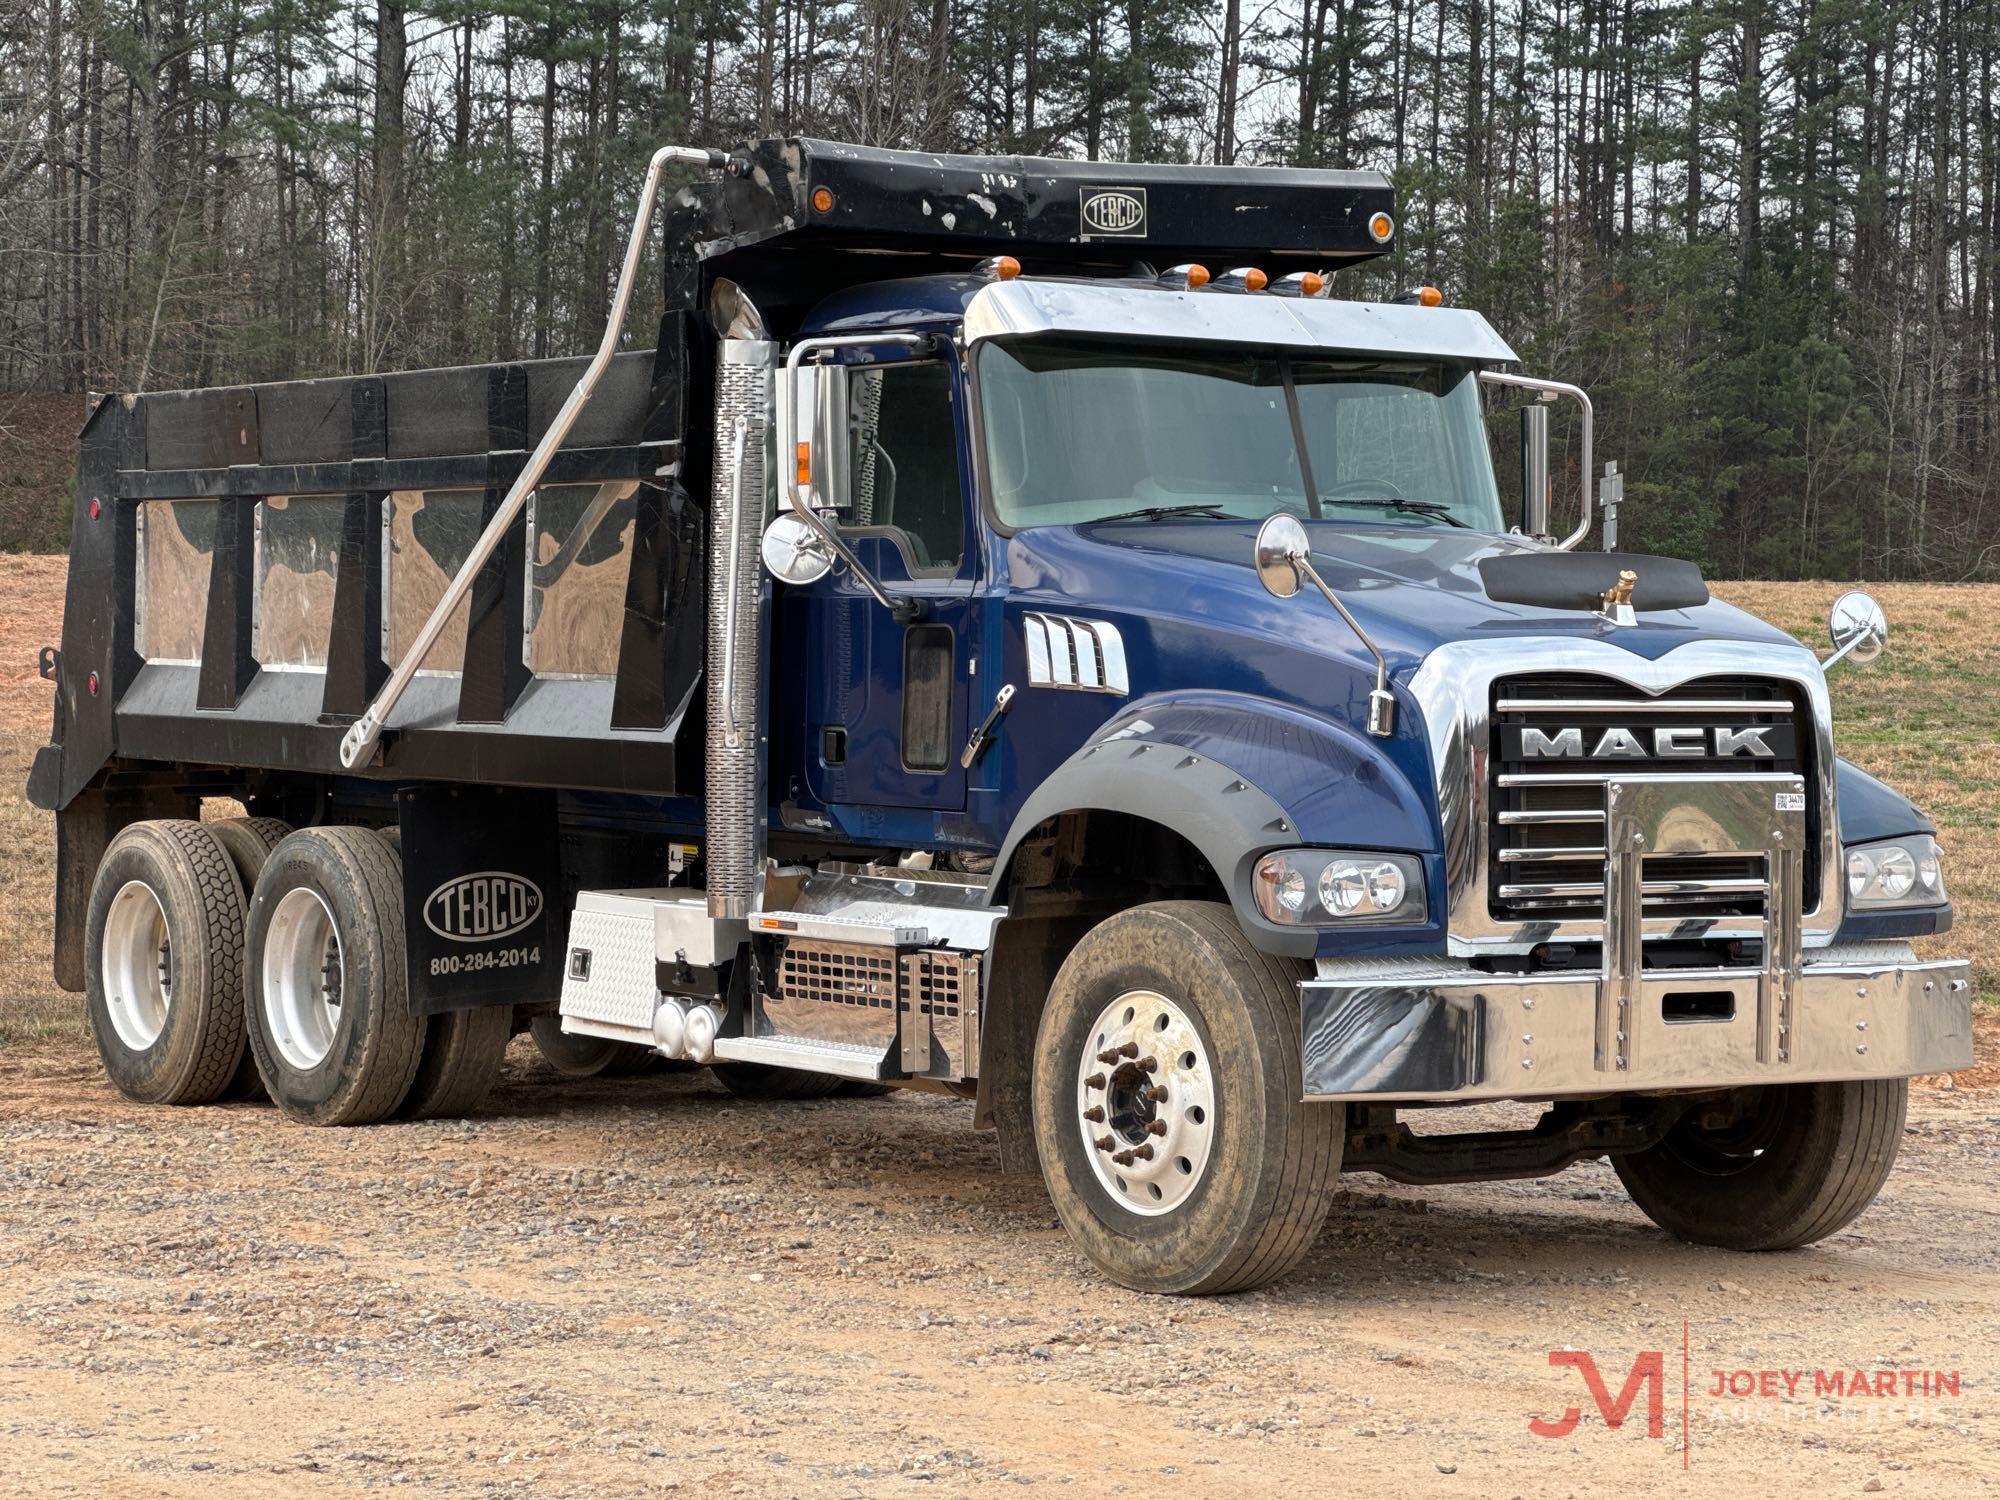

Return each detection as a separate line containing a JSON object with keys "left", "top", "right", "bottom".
{"left": 28, "top": 140, "right": 1973, "bottom": 1293}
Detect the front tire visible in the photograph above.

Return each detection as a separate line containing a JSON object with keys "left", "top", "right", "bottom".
{"left": 245, "top": 827, "right": 423, "bottom": 1125}
{"left": 1031, "top": 901, "right": 1341, "bottom": 1295}
{"left": 84, "top": 821, "right": 249, "bottom": 1105}
{"left": 1613, "top": 1080, "right": 1908, "bottom": 1250}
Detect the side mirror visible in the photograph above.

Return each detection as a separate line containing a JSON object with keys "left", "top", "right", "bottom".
{"left": 1826, "top": 590, "right": 1888, "bottom": 667}
{"left": 1519, "top": 402, "right": 1550, "bottom": 539}
{"left": 1254, "top": 513, "right": 1310, "bottom": 598}
{"left": 761, "top": 513, "right": 834, "bottom": 585}
{"left": 784, "top": 363, "right": 851, "bottom": 511}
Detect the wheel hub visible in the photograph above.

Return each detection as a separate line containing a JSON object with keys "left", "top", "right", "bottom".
{"left": 1075, "top": 989, "right": 1215, "bottom": 1215}
{"left": 102, "top": 881, "right": 173, "bottom": 1051}
{"left": 264, "top": 887, "right": 345, "bottom": 1071}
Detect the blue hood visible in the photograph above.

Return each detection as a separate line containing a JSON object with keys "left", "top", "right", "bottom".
{"left": 1005, "top": 520, "right": 1800, "bottom": 684}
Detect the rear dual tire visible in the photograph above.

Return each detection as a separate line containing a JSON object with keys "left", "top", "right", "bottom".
{"left": 85, "top": 821, "right": 249, "bottom": 1105}
{"left": 244, "top": 827, "right": 424, "bottom": 1126}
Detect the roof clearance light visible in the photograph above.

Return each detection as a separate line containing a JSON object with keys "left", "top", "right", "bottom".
{"left": 1368, "top": 212, "right": 1395, "bottom": 244}
{"left": 1271, "top": 271, "right": 1327, "bottom": 298}
{"left": 977, "top": 255, "right": 1022, "bottom": 280}
{"left": 1160, "top": 263, "right": 1210, "bottom": 290}
{"left": 1214, "top": 266, "right": 1268, "bottom": 292}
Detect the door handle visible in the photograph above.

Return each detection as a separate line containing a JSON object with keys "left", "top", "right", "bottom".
{"left": 959, "top": 684, "right": 1016, "bottom": 769}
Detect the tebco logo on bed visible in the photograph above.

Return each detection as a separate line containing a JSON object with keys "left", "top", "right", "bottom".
{"left": 424, "top": 872, "right": 543, "bottom": 943}
{"left": 1080, "top": 187, "right": 1147, "bottom": 237}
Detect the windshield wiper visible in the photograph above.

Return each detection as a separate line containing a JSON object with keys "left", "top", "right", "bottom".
{"left": 1092, "top": 503, "right": 1235, "bottom": 523}
{"left": 1333, "top": 496, "right": 1471, "bottom": 528}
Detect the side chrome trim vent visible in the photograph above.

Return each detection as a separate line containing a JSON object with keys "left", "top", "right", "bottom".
{"left": 1024, "top": 612, "right": 1129, "bottom": 695}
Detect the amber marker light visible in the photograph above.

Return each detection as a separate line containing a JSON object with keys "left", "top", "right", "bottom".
{"left": 1417, "top": 285, "right": 1443, "bottom": 307}
{"left": 1368, "top": 212, "right": 1395, "bottom": 243}
{"left": 811, "top": 186, "right": 835, "bottom": 215}
{"left": 796, "top": 442, "right": 813, "bottom": 486}
{"left": 978, "top": 254, "right": 1022, "bottom": 280}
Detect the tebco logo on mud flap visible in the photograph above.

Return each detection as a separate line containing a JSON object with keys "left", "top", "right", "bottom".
{"left": 424, "top": 872, "right": 543, "bottom": 943}
{"left": 1080, "top": 187, "right": 1147, "bottom": 237}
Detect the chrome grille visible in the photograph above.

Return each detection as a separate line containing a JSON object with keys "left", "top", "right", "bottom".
{"left": 1488, "top": 674, "right": 1815, "bottom": 923}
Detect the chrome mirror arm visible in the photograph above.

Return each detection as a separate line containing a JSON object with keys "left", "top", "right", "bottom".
{"left": 1293, "top": 554, "right": 1397, "bottom": 737}
{"left": 1477, "top": 370, "right": 1594, "bottom": 551}
{"left": 777, "top": 334, "right": 930, "bottom": 619}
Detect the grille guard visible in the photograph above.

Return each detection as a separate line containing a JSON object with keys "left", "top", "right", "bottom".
{"left": 1406, "top": 638, "right": 1842, "bottom": 955}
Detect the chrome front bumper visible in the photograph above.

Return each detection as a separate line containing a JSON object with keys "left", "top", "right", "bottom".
{"left": 1300, "top": 946, "right": 1974, "bottom": 1102}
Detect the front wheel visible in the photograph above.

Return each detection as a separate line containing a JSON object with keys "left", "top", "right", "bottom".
{"left": 1613, "top": 1079, "right": 1908, "bottom": 1250}
{"left": 1031, "top": 901, "right": 1342, "bottom": 1295}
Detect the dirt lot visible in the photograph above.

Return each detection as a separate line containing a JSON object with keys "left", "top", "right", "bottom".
{"left": 2, "top": 561, "right": 1996, "bottom": 1497}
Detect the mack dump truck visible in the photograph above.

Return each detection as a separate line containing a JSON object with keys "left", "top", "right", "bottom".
{"left": 28, "top": 139, "right": 1973, "bottom": 1294}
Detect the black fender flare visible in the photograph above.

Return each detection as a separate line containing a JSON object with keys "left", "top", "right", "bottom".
{"left": 983, "top": 734, "right": 1312, "bottom": 958}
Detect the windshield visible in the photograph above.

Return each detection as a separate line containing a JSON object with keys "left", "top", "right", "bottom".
{"left": 978, "top": 337, "right": 1504, "bottom": 531}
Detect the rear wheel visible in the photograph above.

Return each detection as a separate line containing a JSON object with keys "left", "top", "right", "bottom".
{"left": 712, "top": 1062, "right": 846, "bottom": 1100}
{"left": 206, "top": 815, "right": 294, "bottom": 1100}
{"left": 1032, "top": 901, "right": 1342, "bottom": 1294}
{"left": 84, "top": 820, "right": 248, "bottom": 1105}
{"left": 528, "top": 1014, "right": 656, "bottom": 1077}
{"left": 1613, "top": 1080, "right": 1908, "bottom": 1249}
{"left": 245, "top": 827, "right": 422, "bottom": 1125}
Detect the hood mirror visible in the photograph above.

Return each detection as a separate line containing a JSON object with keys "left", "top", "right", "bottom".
{"left": 1826, "top": 590, "right": 1888, "bottom": 668}
{"left": 1254, "top": 513, "right": 1310, "bottom": 598}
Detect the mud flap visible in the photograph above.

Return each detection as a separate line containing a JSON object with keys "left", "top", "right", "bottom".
{"left": 398, "top": 784, "right": 560, "bottom": 1016}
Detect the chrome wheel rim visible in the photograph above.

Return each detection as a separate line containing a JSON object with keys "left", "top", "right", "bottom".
{"left": 1076, "top": 989, "right": 1217, "bottom": 1216}
{"left": 263, "top": 888, "right": 344, "bottom": 1070}
{"left": 103, "top": 881, "right": 172, "bottom": 1050}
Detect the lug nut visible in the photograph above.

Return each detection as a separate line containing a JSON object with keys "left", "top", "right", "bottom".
{"left": 1082, "top": 1106, "right": 1105, "bottom": 1123}
{"left": 1084, "top": 1073, "right": 1106, "bottom": 1089}
{"left": 1136, "top": 1056, "right": 1158, "bottom": 1074}
{"left": 1145, "top": 1086, "right": 1168, "bottom": 1103}
{"left": 1131, "top": 1145, "right": 1155, "bottom": 1161}
{"left": 1146, "top": 1120, "right": 1167, "bottom": 1136}
{"left": 1098, "top": 1042, "right": 1139, "bottom": 1063}
{"left": 1094, "top": 1135, "right": 1114, "bottom": 1152}
{"left": 1111, "top": 1149, "right": 1134, "bottom": 1166}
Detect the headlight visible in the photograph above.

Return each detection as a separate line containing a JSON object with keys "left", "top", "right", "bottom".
{"left": 1845, "top": 834, "right": 1947, "bottom": 910}
{"left": 1252, "top": 850, "right": 1426, "bottom": 926}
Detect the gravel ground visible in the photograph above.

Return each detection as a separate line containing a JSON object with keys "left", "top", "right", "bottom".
{"left": 2, "top": 1037, "right": 1995, "bottom": 1498}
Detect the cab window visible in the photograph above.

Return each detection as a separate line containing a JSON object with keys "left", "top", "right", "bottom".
{"left": 843, "top": 363, "right": 965, "bottom": 573}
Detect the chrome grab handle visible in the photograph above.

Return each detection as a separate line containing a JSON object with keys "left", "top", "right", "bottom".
{"left": 1477, "top": 370, "right": 1594, "bottom": 551}
{"left": 339, "top": 142, "right": 726, "bottom": 770}
{"left": 960, "top": 683, "right": 1016, "bottom": 768}
{"left": 720, "top": 415, "right": 750, "bottom": 749}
